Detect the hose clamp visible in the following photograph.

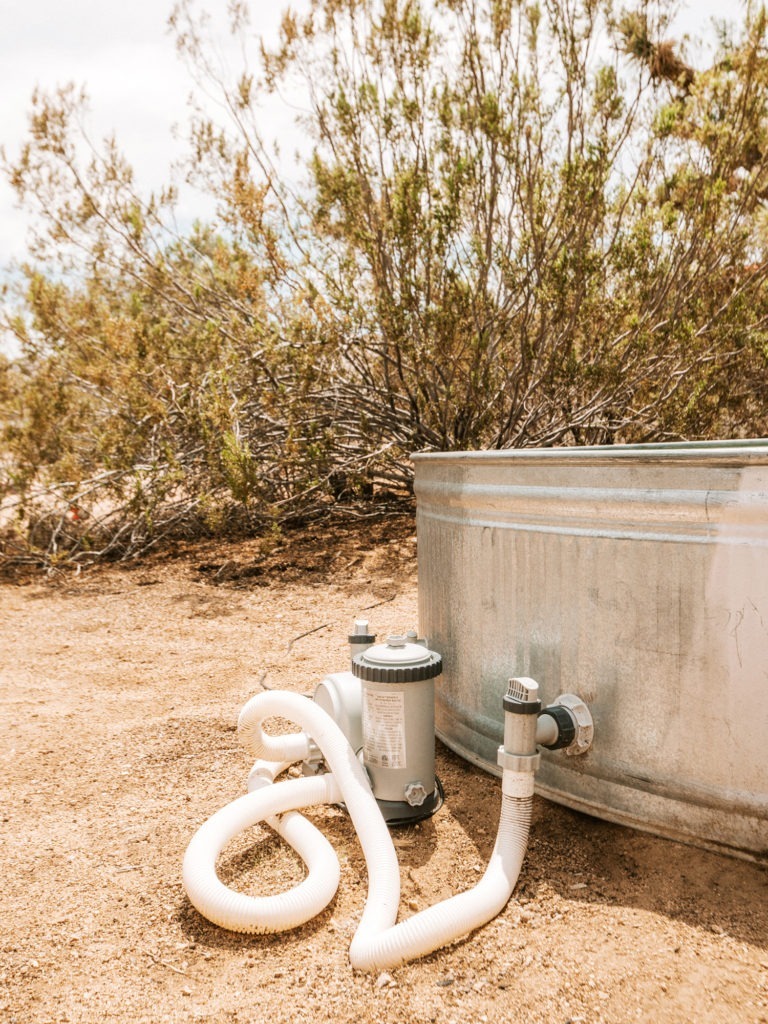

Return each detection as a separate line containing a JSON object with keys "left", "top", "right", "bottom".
{"left": 497, "top": 746, "right": 540, "bottom": 773}
{"left": 550, "top": 694, "right": 594, "bottom": 756}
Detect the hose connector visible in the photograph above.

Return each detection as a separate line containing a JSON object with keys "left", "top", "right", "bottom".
{"left": 539, "top": 693, "right": 594, "bottom": 755}
{"left": 497, "top": 677, "right": 541, "bottom": 773}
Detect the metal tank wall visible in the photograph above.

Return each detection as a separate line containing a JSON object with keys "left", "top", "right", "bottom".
{"left": 413, "top": 441, "right": 768, "bottom": 862}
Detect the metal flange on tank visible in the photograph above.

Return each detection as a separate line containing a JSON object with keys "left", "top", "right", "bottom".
{"left": 352, "top": 634, "right": 444, "bottom": 825}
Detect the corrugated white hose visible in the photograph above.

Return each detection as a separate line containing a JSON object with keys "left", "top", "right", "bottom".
{"left": 349, "top": 773, "right": 533, "bottom": 970}
{"left": 183, "top": 692, "right": 399, "bottom": 936}
{"left": 182, "top": 690, "right": 534, "bottom": 971}
{"left": 183, "top": 774, "right": 343, "bottom": 931}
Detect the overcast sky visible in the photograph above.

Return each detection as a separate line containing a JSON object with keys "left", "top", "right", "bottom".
{"left": 2, "top": 2, "right": 179, "bottom": 267}
{"left": 0, "top": 0, "right": 315, "bottom": 274}
{"left": 0, "top": 0, "right": 732, "bottom": 277}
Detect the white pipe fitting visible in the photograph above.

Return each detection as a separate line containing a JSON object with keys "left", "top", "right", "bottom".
{"left": 183, "top": 689, "right": 534, "bottom": 971}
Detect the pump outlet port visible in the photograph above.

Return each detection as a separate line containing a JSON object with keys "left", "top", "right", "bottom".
{"left": 538, "top": 694, "right": 594, "bottom": 756}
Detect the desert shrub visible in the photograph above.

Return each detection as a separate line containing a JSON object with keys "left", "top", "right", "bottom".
{"left": 1, "top": 1, "right": 767, "bottom": 569}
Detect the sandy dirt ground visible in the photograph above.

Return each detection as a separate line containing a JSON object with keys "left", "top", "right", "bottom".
{"left": 1, "top": 515, "right": 767, "bottom": 1024}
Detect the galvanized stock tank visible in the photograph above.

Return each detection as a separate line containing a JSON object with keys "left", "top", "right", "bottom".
{"left": 413, "top": 441, "right": 768, "bottom": 862}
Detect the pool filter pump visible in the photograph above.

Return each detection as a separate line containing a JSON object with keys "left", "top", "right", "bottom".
{"left": 182, "top": 618, "right": 594, "bottom": 971}
{"left": 353, "top": 632, "right": 444, "bottom": 823}
{"left": 309, "top": 621, "right": 444, "bottom": 823}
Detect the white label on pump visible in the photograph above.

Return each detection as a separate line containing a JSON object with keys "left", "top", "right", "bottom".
{"left": 363, "top": 689, "right": 406, "bottom": 769}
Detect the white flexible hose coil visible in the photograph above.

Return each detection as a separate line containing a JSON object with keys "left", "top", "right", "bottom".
{"left": 183, "top": 775, "right": 342, "bottom": 932}
{"left": 183, "top": 690, "right": 533, "bottom": 970}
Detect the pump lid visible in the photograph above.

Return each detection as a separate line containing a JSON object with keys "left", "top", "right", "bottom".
{"left": 352, "top": 635, "right": 442, "bottom": 682}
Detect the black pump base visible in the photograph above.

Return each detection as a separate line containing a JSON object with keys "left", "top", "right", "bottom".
{"left": 376, "top": 776, "right": 445, "bottom": 828}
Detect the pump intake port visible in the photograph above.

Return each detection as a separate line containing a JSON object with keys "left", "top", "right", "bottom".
{"left": 537, "top": 694, "right": 594, "bottom": 756}
{"left": 537, "top": 705, "right": 577, "bottom": 750}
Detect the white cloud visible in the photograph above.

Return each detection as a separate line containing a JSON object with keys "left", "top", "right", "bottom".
{"left": 0, "top": 1, "right": 315, "bottom": 356}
